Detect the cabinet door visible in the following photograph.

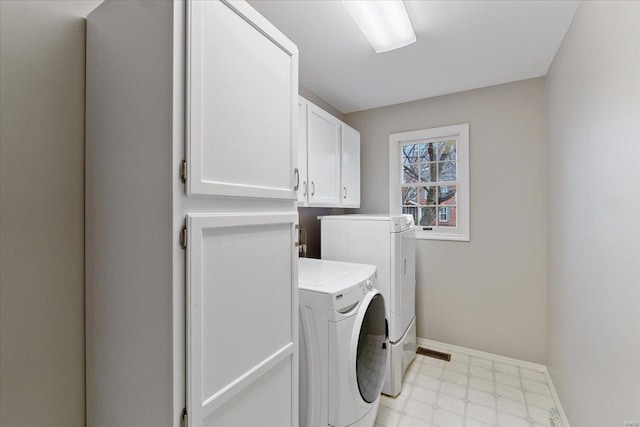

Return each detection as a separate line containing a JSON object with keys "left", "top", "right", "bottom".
{"left": 187, "top": 1, "right": 298, "bottom": 200}
{"left": 341, "top": 124, "right": 360, "bottom": 208}
{"left": 307, "top": 103, "right": 340, "bottom": 206}
{"left": 297, "top": 97, "right": 308, "bottom": 205}
{"left": 186, "top": 212, "right": 298, "bottom": 427}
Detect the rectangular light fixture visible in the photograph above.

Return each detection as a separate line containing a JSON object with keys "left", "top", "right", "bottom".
{"left": 342, "top": 0, "right": 416, "bottom": 53}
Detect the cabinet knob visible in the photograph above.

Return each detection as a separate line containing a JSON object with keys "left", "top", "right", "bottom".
{"left": 343, "top": 186, "right": 347, "bottom": 199}
{"left": 303, "top": 181, "right": 307, "bottom": 196}
{"left": 311, "top": 181, "right": 315, "bottom": 196}
{"left": 293, "top": 168, "right": 300, "bottom": 191}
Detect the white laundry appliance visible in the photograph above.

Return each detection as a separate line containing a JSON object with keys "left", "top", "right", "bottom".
{"left": 320, "top": 215, "right": 416, "bottom": 397}
{"left": 299, "top": 258, "right": 387, "bottom": 427}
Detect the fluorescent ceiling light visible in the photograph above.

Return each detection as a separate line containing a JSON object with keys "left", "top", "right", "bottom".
{"left": 342, "top": 0, "right": 416, "bottom": 53}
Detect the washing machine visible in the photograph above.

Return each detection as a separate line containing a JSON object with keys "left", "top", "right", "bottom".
{"left": 299, "top": 258, "right": 388, "bottom": 427}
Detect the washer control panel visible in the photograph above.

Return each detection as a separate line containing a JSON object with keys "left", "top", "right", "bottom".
{"left": 357, "top": 273, "right": 378, "bottom": 295}
{"left": 331, "top": 271, "right": 378, "bottom": 316}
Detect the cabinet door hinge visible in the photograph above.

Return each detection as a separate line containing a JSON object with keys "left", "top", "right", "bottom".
{"left": 181, "top": 408, "right": 188, "bottom": 427}
{"left": 180, "top": 225, "right": 188, "bottom": 250}
{"left": 180, "top": 160, "right": 187, "bottom": 183}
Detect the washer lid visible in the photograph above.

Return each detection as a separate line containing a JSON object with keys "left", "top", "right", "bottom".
{"left": 298, "top": 258, "right": 376, "bottom": 294}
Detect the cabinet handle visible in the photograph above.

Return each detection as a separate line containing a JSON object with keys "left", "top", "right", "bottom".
{"left": 303, "top": 181, "right": 307, "bottom": 196}
{"left": 343, "top": 186, "right": 347, "bottom": 199}
{"left": 311, "top": 181, "right": 315, "bottom": 196}
{"left": 293, "top": 168, "right": 299, "bottom": 191}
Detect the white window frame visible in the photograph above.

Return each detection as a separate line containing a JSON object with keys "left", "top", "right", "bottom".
{"left": 389, "top": 123, "right": 470, "bottom": 241}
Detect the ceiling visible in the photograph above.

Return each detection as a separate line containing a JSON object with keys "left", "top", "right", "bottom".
{"left": 249, "top": 0, "right": 580, "bottom": 114}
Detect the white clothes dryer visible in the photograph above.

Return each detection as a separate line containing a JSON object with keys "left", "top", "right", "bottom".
{"left": 299, "top": 258, "right": 388, "bottom": 427}
{"left": 319, "top": 214, "right": 417, "bottom": 397}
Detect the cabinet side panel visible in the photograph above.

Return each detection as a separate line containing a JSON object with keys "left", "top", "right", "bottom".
{"left": 85, "top": 2, "right": 174, "bottom": 426}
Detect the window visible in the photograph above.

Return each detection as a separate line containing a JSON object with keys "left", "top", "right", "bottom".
{"left": 389, "top": 124, "right": 469, "bottom": 241}
{"left": 439, "top": 207, "right": 450, "bottom": 223}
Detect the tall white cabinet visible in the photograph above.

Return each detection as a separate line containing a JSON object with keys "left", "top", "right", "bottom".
{"left": 86, "top": 2, "right": 299, "bottom": 427}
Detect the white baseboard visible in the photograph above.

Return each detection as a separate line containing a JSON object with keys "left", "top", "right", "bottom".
{"left": 543, "top": 367, "right": 571, "bottom": 427}
{"left": 417, "top": 337, "right": 546, "bottom": 372}
{"left": 417, "top": 337, "right": 570, "bottom": 427}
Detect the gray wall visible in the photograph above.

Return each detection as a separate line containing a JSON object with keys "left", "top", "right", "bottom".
{"left": 299, "top": 207, "right": 346, "bottom": 259}
{"left": 0, "top": 1, "right": 101, "bottom": 426}
{"left": 545, "top": 1, "right": 640, "bottom": 425}
{"left": 299, "top": 85, "right": 345, "bottom": 121}
{"left": 345, "top": 78, "right": 548, "bottom": 363}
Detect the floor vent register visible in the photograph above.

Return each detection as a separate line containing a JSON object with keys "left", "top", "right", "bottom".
{"left": 416, "top": 347, "right": 451, "bottom": 362}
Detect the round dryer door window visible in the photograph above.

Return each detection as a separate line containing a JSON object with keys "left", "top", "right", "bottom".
{"left": 355, "top": 293, "right": 388, "bottom": 403}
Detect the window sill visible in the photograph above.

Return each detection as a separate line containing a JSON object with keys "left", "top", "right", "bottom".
{"left": 414, "top": 232, "right": 470, "bottom": 242}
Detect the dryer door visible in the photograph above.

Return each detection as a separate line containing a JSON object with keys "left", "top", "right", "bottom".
{"left": 354, "top": 292, "right": 388, "bottom": 403}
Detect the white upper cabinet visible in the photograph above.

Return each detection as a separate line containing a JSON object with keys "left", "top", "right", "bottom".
{"left": 307, "top": 102, "right": 341, "bottom": 206}
{"left": 297, "top": 97, "right": 308, "bottom": 205}
{"left": 340, "top": 123, "right": 361, "bottom": 207}
{"left": 298, "top": 97, "right": 360, "bottom": 208}
{"left": 187, "top": 1, "right": 298, "bottom": 200}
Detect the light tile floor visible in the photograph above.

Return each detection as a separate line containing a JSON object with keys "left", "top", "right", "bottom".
{"left": 375, "top": 350, "right": 561, "bottom": 427}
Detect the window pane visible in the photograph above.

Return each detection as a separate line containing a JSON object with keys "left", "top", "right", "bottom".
{"left": 438, "top": 185, "right": 456, "bottom": 205}
{"left": 420, "top": 163, "right": 437, "bottom": 183}
{"left": 438, "top": 161, "right": 456, "bottom": 182}
{"left": 437, "top": 140, "right": 457, "bottom": 161}
{"left": 438, "top": 207, "right": 457, "bottom": 227}
{"left": 402, "top": 144, "right": 418, "bottom": 163}
{"left": 420, "top": 207, "right": 437, "bottom": 226}
{"left": 402, "top": 164, "right": 419, "bottom": 183}
{"left": 401, "top": 187, "right": 418, "bottom": 205}
{"left": 402, "top": 206, "right": 418, "bottom": 224}
{"left": 420, "top": 142, "right": 437, "bottom": 162}
{"left": 418, "top": 186, "right": 437, "bottom": 205}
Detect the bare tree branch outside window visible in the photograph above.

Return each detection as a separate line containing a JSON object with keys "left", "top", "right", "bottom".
{"left": 401, "top": 139, "right": 457, "bottom": 227}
